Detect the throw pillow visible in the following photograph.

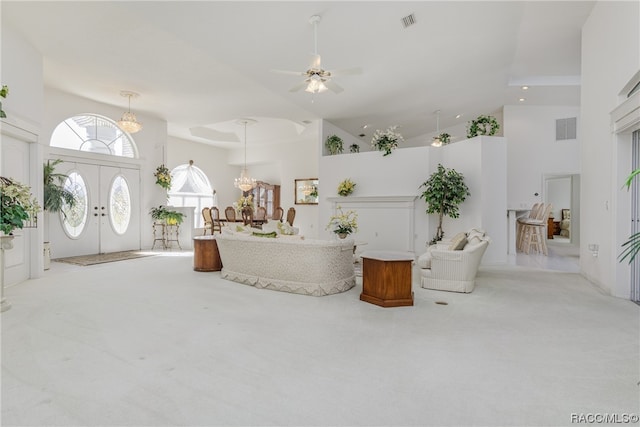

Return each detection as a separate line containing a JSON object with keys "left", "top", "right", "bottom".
{"left": 417, "top": 251, "right": 432, "bottom": 269}
{"left": 252, "top": 231, "right": 277, "bottom": 238}
{"left": 449, "top": 233, "right": 467, "bottom": 251}
{"left": 277, "top": 221, "right": 295, "bottom": 235}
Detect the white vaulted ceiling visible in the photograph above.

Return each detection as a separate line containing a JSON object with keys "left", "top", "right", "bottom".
{"left": 2, "top": 1, "right": 595, "bottom": 147}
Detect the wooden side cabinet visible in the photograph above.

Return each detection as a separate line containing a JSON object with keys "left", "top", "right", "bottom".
{"left": 251, "top": 181, "right": 281, "bottom": 219}
{"left": 360, "top": 251, "right": 414, "bottom": 307}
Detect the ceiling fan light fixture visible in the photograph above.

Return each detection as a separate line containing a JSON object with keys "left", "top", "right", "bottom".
{"left": 305, "top": 77, "right": 328, "bottom": 94}
{"left": 117, "top": 91, "right": 142, "bottom": 134}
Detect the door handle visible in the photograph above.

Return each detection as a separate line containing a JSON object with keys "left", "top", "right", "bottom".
{"left": 101, "top": 213, "right": 107, "bottom": 217}
{"left": 94, "top": 213, "right": 98, "bottom": 217}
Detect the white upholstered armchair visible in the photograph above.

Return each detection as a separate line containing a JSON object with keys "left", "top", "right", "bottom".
{"left": 418, "top": 230, "right": 490, "bottom": 293}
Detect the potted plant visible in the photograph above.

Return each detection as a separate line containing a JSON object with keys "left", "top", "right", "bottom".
{"left": 43, "top": 159, "right": 77, "bottom": 269}
{"left": 149, "top": 205, "right": 184, "bottom": 225}
{"left": 154, "top": 164, "right": 172, "bottom": 190}
{"left": 0, "top": 176, "right": 40, "bottom": 237}
{"left": 325, "top": 135, "right": 344, "bottom": 155}
{"left": 0, "top": 85, "right": 8, "bottom": 118}
{"left": 433, "top": 133, "right": 451, "bottom": 145}
{"left": 419, "top": 164, "right": 470, "bottom": 244}
{"left": 619, "top": 167, "right": 640, "bottom": 263}
{"left": 349, "top": 143, "right": 360, "bottom": 153}
{"left": 371, "top": 125, "right": 404, "bottom": 156}
{"left": 466, "top": 115, "right": 500, "bottom": 138}
{"left": 326, "top": 206, "right": 358, "bottom": 239}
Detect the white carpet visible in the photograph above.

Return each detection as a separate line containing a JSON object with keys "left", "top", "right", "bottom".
{"left": 2, "top": 253, "right": 638, "bottom": 426}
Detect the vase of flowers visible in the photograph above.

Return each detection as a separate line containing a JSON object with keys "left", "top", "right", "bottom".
{"left": 371, "top": 125, "right": 404, "bottom": 156}
{"left": 154, "top": 164, "right": 172, "bottom": 190}
{"left": 326, "top": 206, "right": 358, "bottom": 238}
{"left": 0, "top": 176, "right": 40, "bottom": 236}
{"left": 337, "top": 178, "right": 356, "bottom": 197}
{"left": 235, "top": 194, "right": 254, "bottom": 214}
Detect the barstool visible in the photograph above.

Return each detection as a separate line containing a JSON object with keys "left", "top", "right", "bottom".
{"left": 519, "top": 203, "right": 553, "bottom": 255}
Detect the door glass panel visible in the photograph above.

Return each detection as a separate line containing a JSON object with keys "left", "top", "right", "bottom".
{"left": 109, "top": 175, "right": 131, "bottom": 235}
{"left": 61, "top": 172, "right": 88, "bottom": 238}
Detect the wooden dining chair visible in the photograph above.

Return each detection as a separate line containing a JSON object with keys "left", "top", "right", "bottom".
{"left": 225, "top": 206, "right": 236, "bottom": 222}
{"left": 272, "top": 207, "right": 284, "bottom": 222}
{"left": 241, "top": 207, "right": 253, "bottom": 226}
{"left": 210, "top": 206, "right": 222, "bottom": 234}
{"left": 255, "top": 206, "right": 267, "bottom": 223}
{"left": 202, "top": 207, "right": 213, "bottom": 235}
{"left": 286, "top": 207, "right": 296, "bottom": 226}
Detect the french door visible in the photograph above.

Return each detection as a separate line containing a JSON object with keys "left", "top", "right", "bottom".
{"left": 631, "top": 130, "right": 639, "bottom": 302}
{"left": 48, "top": 160, "right": 140, "bottom": 258}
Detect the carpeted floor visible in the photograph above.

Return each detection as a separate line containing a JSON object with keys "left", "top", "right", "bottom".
{"left": 53, "top": 250, "right": 155, "bottom": 266}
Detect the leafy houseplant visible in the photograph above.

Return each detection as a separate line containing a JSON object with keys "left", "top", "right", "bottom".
{"left": 349, "top": 144, "right": 360, "bottom": 153}
{"left": 371, "top": 125, "right": 404, "bottom": 156}
{"left": 0, "top": 85, "right": 8, "bottom": 118}
{"left": 434, "top": 133, "right": 451, "bottom": 145}
{"left": 326, "top": 206, "right": 358, "bottom": 238}
{"left": 149, "top": 205, "right": 184, "bottom": 225}
{"left": 467, "top": 115, "right": 500, "bottom": 138}
{"left": 419, "top": 164, "right": 470, "bottom": 244}
{"left": 0, "top": 176, "right": 40, "bottom": 235}
{"left": 43, "top": 160, "right": 77, "bottom": 216}
{"left": 337, "top": 178, "right": 356, "bottom": 196}
{"left": 325, "top": 135, "right": 344, "bottom": 155}
{"left": 619, "top": 167, "right": 640, "bottom": 263}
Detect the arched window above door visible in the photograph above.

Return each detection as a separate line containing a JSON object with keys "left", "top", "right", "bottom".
{"left": 168, "top": 161, "right": 216, "bottom": 228}
{"left": 50, "top": 114, "right": 138, "bottom": 158}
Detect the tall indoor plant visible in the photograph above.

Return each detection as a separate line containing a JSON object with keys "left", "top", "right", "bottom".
{"left": 419, "top": 164, "right": 470, "bottom": 244}
{"left": 619, "top": 167, "right": 640, "bottom": 263}
{"left": 43, "top": 159, "right": 76, "bottom": 268}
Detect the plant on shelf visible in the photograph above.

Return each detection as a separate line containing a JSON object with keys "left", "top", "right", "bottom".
{"left": 337, "top": 178, "right": 356, "bottom": 197}
{"left": 326, "top": 206, "right": 358, "bottom": 238}
{"left": 0, "top": 176, "right": 40, "bottom": 235}
{"left": 149, "top": 205, "right": 184, "bottom": 225}
{"left": 619, "top": 167, "right": 640, "bottom": 263}
{"left": 466, "top": 115, "right": 500, "bottom": 138}
{"left": 325, "top": 134, "right": 344, "bottom": 155}
{"left": 154, "top": 164, "right": 172, "bottom": 190}
{"left": 349, "top": 143, "right": 360, "bottom": 153}
{"left": 371, "top": 125, "right": 404, "bottom": 156}
{"left": 419, "top": 164, "right": 470, "bottom": 244}
{"left": 0, "top": 85, "right": 8, "bottom": 118}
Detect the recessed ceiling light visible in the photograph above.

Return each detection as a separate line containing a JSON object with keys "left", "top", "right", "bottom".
{"left": 519, "top": 98, "right": 526, "bottom": 102}
{"left": 362, "top": 124, "right": 369, "bottom": 129}
{"left": 521, "top": 86, "right": 529, "bottom": 90}
{"left": 455, "top": 114, "right": 462, "bottom": 119}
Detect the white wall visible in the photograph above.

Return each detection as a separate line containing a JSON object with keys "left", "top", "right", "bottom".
{"left": 503, "top": 105, "right": 580, "bottom": 209}
{"left": 581, "top": 1, "right": 640, "bottom": 296}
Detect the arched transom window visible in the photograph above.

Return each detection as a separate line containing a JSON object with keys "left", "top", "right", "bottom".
{"left": 168, "top": 162, "right": 216, "bottom": 228}
{"left": 50, "top": 114, "right": 138, "bottom": 158}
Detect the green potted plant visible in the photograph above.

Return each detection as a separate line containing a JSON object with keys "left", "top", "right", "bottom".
{"left": 349, "top": 143, "right": 360, "bottom": 153}
{"left": 325, "top": 135, "right": 344, "bottom": 155}
{"left": 326, "top": 206, "right": 358, "bottom": 239}
{"left": 371, "top": 125, "right": 404, "bottom": 156}
{"left": 466, "top": 115, "right": 500, "bottom": 138}
{"left": 0, "top": 176, "right": 40, "bottom": 236}
{"left": 337, "top": 178, "right": 356, "bottom": 196}
{"left": 619, "top": 167, "right": 640, "bottom": 263}
{"left": 43, "top": 159, "right": 77, "bottom": 269}
{"left": 149, "top": 205, "right": 184, "bottom": 225}
{"left": 419, "top": 164, "right": 470, "bottom": 244}
{"left": 0, "top": 85, "right": 8, "bottom": 118}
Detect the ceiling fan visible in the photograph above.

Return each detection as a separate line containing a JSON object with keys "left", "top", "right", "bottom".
{"left": 272, "top": 15, "right": 362, "bottom": 94}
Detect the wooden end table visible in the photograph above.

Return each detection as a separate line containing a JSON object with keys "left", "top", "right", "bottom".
{"left": 193, "top": 235, "right": 222, "bottom": 272}
{"left": 360, "top": 251, "right": 414, "bottom": 307}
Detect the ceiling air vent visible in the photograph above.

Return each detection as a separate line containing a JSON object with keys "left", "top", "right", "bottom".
{"left": 401, "top": 13, "right": 416, "bottom": 28}
{"left": 556, "top": 117, "right": 577, "bottom": 140}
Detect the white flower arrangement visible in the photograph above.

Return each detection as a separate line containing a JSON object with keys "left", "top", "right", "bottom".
{"left": 371, "top": 125, "right": 404, "bottom": 156}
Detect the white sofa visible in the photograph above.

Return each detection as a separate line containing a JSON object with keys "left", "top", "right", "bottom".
{"left": 215, "top": 233, "right": 356, "bottom": 296}
{"left": 418, "top": 229, "right": 490, "bottom": 293}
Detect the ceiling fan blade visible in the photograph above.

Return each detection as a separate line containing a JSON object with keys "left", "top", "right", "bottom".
{"left": 289, "top": 81, "right": 309, "bottom": 92}
{"left": 271, "top": 69, "right": 306, "bottom": 76}
{"left": 323, "top": 79, "right": 344, "bottom": 94}
{"left": 310, "top": 54, "right": 322, "bottom": 69}
{"left": 328, "top": 67, "right": 363, "bottom": 77}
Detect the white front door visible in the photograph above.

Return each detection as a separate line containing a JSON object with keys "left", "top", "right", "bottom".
{"left": 48, "top": 160, "right": 140, "bottom": 258}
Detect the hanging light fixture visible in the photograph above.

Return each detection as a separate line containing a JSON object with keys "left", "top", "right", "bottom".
{"left": 431, "top": 110, "right": 443, "bottom": 147}
{"left": 234, "top": 119, "right": 257, "bottom": 192}
{"left": 117, "top": 90, "right": 143, "bottom": 133}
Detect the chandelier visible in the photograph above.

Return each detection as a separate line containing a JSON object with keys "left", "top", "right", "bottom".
{"left": 234, "top": 119, "right": 257, "bottom": 192}
{"left": 117, "top": 91, "right": 143, "bottom": 133}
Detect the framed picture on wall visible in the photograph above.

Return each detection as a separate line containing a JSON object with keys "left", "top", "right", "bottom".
{"left": 295, "top": 178, "right": 319, "bottom": 205}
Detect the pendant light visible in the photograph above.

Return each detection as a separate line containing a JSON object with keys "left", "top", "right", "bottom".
{"left": 117, "top": 91, "right": 143, "bottom": 133}
{"left": 431, "top": 110, "right": 442, "bottom": 147}
{"left": 234, "top": 119, "right": 257, "bottom": 192}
